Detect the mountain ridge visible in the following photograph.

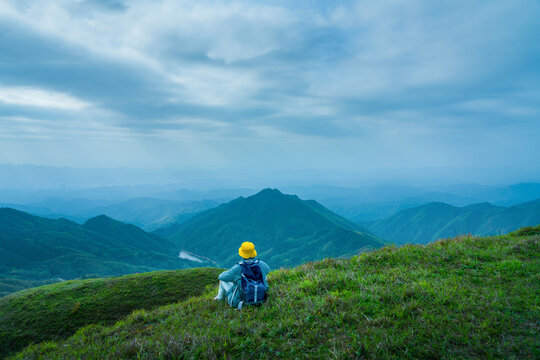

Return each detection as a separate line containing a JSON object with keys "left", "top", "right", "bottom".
{"left": 368, "top": 198, "right": 540, "bottom": 244}
{"left": 156, "top": 188, "right": 384, "bottom": 267}
{"left": 0, "top": 208, "right": 209, "bottom": 297}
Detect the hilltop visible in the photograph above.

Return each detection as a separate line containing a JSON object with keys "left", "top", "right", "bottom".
{"left": 0, "top": 208, "right": 210, "bottom": 296}
{"left": 369, "top": 198, "right": 540, "bottom": 244}
{"left": 11, "top": 226, "right": 539, "bottom": 359}
{"left": 0, "top": 267, "right": 222, "bottom": 358}
{"left": 155, "top": 188, "right": 384, "bottom": 267}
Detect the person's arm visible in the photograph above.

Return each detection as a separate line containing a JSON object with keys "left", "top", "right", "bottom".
{"left": 259, "top": 261, "right": 271, "bottom": 288}
{"left": 260, "top": 261, "right": 270, "bottom": 275}
{"left": 218, "top": 264, "right": 241, "bottom": 282}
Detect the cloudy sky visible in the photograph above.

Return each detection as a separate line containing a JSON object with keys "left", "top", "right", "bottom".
{"left": 0, "top": 0, "right": 539, "bottom": 184}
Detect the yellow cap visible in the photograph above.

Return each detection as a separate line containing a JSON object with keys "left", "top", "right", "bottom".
{"left": 238, "top": 242, "right": 257, "bottom": 259}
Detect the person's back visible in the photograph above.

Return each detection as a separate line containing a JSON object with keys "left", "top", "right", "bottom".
{"left": 215, "top": 242, "right": 270, "bottom": 308}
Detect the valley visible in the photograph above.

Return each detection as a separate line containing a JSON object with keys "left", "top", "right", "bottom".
{"left": 2, "top": 186, "right": 539, "bottom": 297}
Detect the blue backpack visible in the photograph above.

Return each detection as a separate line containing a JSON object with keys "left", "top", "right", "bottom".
{"left": 239, "top": 259, "right": 267, "bottom": 305}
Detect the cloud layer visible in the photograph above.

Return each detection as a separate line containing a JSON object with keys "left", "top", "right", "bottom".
{"left": 0, "top": 0, "right": 539, "bottom": 180}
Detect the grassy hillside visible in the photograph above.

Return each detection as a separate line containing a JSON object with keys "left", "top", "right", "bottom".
{"left": 369, "top": 199, "right": 540, "bottom": 244}
{"left": 0, "top": 208, "right": 211, "bottom": 296}
{"left": 13, "top": 226, "right": 539, "bottom": 359}
{"left": 156, "top": 188, "right": 384, "bottom": 268}
{"left": 0, "top": 267, "right": 222, "bottom": 358}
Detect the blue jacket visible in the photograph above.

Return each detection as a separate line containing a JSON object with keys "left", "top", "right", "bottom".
{"left": 218, "top": 258, "right": 270, "bottom": 307}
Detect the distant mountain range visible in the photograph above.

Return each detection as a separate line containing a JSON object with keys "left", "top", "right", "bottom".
{"left": 2, "top": 186, "right": 539, "bottom": 297}
{"left": 1, "top": 189, "right": 385, "bottom": 296}
{"left": 286, "top": 183, "right": 540, "bottom": 222}
{"left": 81, "top": 198, "right": 220, "bottom": 231}
{"left": 155, "top": 188, "right": 384, "bottom": 268}
{"left": 368, "top": 199, "right": 540, "bottom": 244}
{"left": 3, "top": 182, "right": 540, "bottom": 229}
{"left": 0, "top": 208, "right": 211, "bottom": 296}
{"left": 0, "top": 198, "right": 220, "bottom": 231}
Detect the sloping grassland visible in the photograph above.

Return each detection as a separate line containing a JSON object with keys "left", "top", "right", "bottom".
{"left": 0, "top": 267, "right": 222, "bottom": 358}
{"left": 11, "top": 227, "right": 540, "bottom": 359}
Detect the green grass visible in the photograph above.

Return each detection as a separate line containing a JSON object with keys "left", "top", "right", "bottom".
{"left": 0, "top": 267, "right": 222, "bottom": 358}
{"left": 0, "top": 277, "right": 57, "bottom": 298}
{"left": 10, "top": 226, "right": 540, "bottom": 359}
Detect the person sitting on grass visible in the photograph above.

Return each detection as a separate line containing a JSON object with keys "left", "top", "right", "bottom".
{"left": 214, "top": 242, "right": 270, "bottom": 309}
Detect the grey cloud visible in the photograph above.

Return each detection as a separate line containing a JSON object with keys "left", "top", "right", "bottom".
{"left": 0, "top": 0, "right": 539, "bottom": 176}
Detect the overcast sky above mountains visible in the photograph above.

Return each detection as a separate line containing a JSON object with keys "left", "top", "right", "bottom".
{"left": 1, "top": 0, "right": 539, "bottom": 184}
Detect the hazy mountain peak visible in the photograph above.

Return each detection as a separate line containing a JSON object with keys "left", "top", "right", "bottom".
{"left": 462, "top": 202, "right": 500, "bottom": 211}
{"left": 83, "top": 214, "right": 119, "bottom": 227}
{"left": 254, "top": 188, "right": 284, "bottom": 197}
{"left": 424, "top": 202, "right": 456, "bottom": 209}
{"left": 0, "top": 207, "right": 25, "bottom": 215}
